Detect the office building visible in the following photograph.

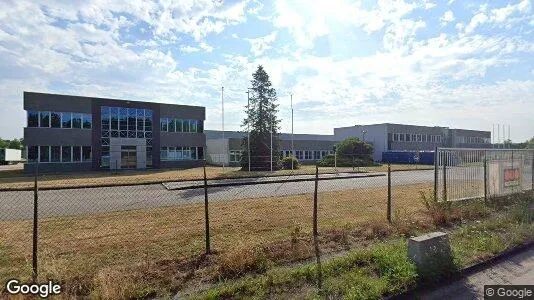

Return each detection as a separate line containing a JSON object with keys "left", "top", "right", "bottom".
{"left": 23, "top": 92, "right": 205, "bottom": 172}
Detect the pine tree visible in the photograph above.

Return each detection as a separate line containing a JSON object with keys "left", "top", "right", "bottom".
{"left": 241, "top": 65, "right": 281, "bottom": 170}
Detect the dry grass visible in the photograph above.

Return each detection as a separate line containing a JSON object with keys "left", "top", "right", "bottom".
{"left": 0, "top": 164, "right": 433, "bottom": 190}
{"left": 0, "top": 183, "right": 431, "bottom": 298}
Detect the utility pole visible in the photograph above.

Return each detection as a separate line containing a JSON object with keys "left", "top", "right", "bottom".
{"left": 221, "top": 86, "right": 225, "bottom": 171}
{"left": 247, "top": 89, "right": 251, "bottom": 172}
{"left": 291, "top": 93, "right": 294, "bottom": 171}
{"left": 270, "top": 123, "right": 273, "bottom": 172}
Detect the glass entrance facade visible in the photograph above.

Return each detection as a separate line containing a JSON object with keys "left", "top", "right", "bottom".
{"left": 100, "top": 106, "right": 153, "bottom": 169}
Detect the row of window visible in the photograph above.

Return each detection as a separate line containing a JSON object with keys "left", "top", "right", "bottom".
{"left": 160, "top": 118, "right": 204, "bottom": 133}
{"left": 101, "top": 106, "right": 153, "bottom": 132}
{"left": 160, "top": 146, "right": 204, "bottom": 161}
{"left": 228, "top": 150, "right": 335, "bottom": 162}
{"left": 285, "top": 150, "right": 334, "bottom": 161}
{"left": 456, "top": 136, "right": 491, "bottom": 144}
{"left": 391, "top": 133, "right": 443, "bottom": 143}
{"left": 27, "top": 111, "right": 92, "bottom": 129}
{"left": 27, "top": 146, "right": 92, "bottom": 163}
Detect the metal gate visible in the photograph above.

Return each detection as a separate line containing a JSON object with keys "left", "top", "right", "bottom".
{"left": 435, "top": 148, "right": 534, "bottom": 201}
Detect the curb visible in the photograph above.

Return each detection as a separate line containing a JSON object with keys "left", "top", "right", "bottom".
{"left": 163, "top": 173, "right": 386, "bottom": 191}
{"left": 389, "top": 240, "right": 534, "bottom": 299}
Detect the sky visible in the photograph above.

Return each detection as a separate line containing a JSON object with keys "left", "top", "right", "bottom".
{"left": 0, "top": 0, "right": 533, "bottom": 142}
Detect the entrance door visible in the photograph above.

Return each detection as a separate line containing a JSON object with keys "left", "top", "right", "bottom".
{"left": 121, "top": 146, "right": 137, "bottom": 169}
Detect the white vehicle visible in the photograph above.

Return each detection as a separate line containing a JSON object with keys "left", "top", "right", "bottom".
{"left": 0, "top": 148, "right": 22, "bottom": 165}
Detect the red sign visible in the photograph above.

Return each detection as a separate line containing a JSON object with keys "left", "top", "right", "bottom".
{"left": 504, "top": 168, "right": 520, "bottom": 187}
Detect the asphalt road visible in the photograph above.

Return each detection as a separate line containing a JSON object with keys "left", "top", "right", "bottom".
{"left": 0, "top": 170, "right": 437, "bottom": 221}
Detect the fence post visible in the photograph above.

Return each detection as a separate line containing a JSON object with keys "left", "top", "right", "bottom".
{"left": 387, "top": 163, "right": 392, "bottom": 223}
{"left": 443, "top": 152, "right": 447, "bottom": 202}
{"left": 434, "top": 147, "right": 438, "bottom": 201}
{"left": 203, "top": 165, "right": 210, "bottom": 254}
{"left": 313, "top": 165, "right": 322, "bottom": 292}
{"left": 32, "top": 163, "right": 39, "bottom": 282}
{"left": 531, "top": 153, "right": 534, "bottom": 191}
{"left": 484, "top": 150, "right": 488, "bottom": 204}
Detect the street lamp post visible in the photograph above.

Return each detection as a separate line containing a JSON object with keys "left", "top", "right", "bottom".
{"left": 247, "top": 89, "right": 251, "bottom": 172}
{"left": 221, "top": 86, "right": 225, "bottom": 171}
{"left": 362, "top": 130, "right": 367, "bottom": 142}
{"left": 291, "top": 93, "right": 294, "bottom": 171}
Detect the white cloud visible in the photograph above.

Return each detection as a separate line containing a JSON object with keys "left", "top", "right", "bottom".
{"left": 199, "top": 42, "right": 213, "bottom": 52}
{"left": 465, "top": 1, "right": 532, "bottom": 34}
{"left": 440, "top": 10, "right": 455, "bottom": 26}
{"left": 465, "top": 12, "right": 488, "bottom": 33}
{"left": 180, "top": 45, "right": 200, "bottom": 53}
{"left": 0, "top": 0, "right": 533, "bottom": 141}
{"left": 272, "top": 0, "right": 419, "bottom": 48}
{"left": 245, "top": 32, "right": 277, "bottom": 56}
{"left": 383, "top": 19, "right": 426, "bottom": 52}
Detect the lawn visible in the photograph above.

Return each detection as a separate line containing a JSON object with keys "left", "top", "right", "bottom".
{"left": 0, "top": 163, "right": 433, "bottom": 190}
{"left": 1, "top": 184, "right": 531, "bottom": 299}
{"left": 0, "top": 183, "right": 431, "bottom": 298}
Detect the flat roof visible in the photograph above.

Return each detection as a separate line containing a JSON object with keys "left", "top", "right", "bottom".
{"left": 23, "top": 91, "right": 205, "bottom": 109}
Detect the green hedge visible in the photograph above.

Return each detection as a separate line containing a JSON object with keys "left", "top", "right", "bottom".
{"left": 317, "top": 155, "right": 376, "bottom": 167}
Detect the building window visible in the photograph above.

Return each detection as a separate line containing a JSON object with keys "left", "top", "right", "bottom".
{"left": 82, "top": 146, "right": 91, "bottom": 162}
{"left": 230, "top": 150, "right": 242, "bottom": 162}
{"left": 399, "top": 133, "right": 405, "bottom": 142}
{"left": 39, "top": 146, "right": 50, "bottom": 162}
{"left": 183, "top": 119, "right": 190, "bottom": 132}
{"left": 393, "top": 133, "right": 399, "bottom": 142}
{"left": 422, "top": 134, "right": 427, "bottom": 142}
{"left": 62, "top": 146, "right": 72, "bottom": 163}
{"left": 51, "top": 146, "right": 61, "bottom": 162}
{"left": 39, "top": 112, "right": 50, "bottom": 128}
{"left": 51, "top": 112, "right": 61, "bottom": 128}
{"left": 175, "top": 119, "right": 182, "bottom": 132}
{"left": 169, "top": 119, "right": 177, "bottom": 132}
{"left": 27, "top": 146, "right": 38, "bottom": 162}
{"left": 111, "top": 107, "right": 119, "bottom": 130}
{"left": 197, "top": 120, "right": 204, "bottom": 133}
{"left": 198, "top": 147, "right": 204, "bottom": 160}
{"left": 304, "top": 151, "right": 312, "bottom": 160}
{"left": 406, "top": 134, "right": 411, "bottom": 142}
{"left": 72, "top": 146, "right": 81, "bottom": 162}
{"left": 190, "top": 119, "right": 197, "bottom": 133}
{"left": 62, "top": 112, "right": 72, "bottom": 128}
{"left": 28, "top": 111, "right": 39, "bottom": 127}
{"left": 72, "top": 113, "right": 82, "bottom": 129}
{"left": 160, "top": 118, "right": 168, "bottom": 132}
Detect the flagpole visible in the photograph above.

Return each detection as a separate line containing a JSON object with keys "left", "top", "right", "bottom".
{"left": 291, "top": 93, "right": 294, "bottom": 171}
{"left": 221, "top": 86, "right": 225, "bottom": 171}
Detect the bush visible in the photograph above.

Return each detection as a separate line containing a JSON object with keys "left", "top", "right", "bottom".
{"left": 281, "top": 156, "right": 299, "bottom": 169}
{"left": 317, "top": 155, "right": 375, "bottom": 167}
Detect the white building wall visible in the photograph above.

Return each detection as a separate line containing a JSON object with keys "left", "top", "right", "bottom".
{"left": 206, "top": 138, "right": 229, "bottom": 165}
{"left": 334, "top": 124, "right": 388, "bottom": 162}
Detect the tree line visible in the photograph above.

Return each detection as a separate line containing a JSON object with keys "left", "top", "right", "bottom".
{"left": 0, "top": 138, "right": 23, "bottom": 150}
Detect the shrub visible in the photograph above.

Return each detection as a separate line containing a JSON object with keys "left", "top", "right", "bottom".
{"left": 281, "top": 156, "right": 299, "bottom": 169}
{"left": 317, "top": 155, "right": 375, "bottom": 167}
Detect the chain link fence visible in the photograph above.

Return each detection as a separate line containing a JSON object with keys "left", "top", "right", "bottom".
{"left": 0, "top": 155, "right": 531, "bottom": 298}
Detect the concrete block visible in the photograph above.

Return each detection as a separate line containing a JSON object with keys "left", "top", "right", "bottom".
{"left": 408, "top": 232, "right": 454, "bottom": 278}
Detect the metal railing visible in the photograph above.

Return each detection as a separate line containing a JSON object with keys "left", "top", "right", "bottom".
{"left": 435, "top": 148, "right": 534, "bottom": 202}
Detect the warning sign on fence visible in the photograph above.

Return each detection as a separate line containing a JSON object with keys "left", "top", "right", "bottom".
{"left": 503, "top": 167, "right": 521, "bottom": 187}
{"left": 489, "top": 161, "right": 524, "bottom": 195}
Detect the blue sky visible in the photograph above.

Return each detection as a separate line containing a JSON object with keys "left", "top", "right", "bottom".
{"left": 0, "top": 0, "right": 533, "bottom": 141}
